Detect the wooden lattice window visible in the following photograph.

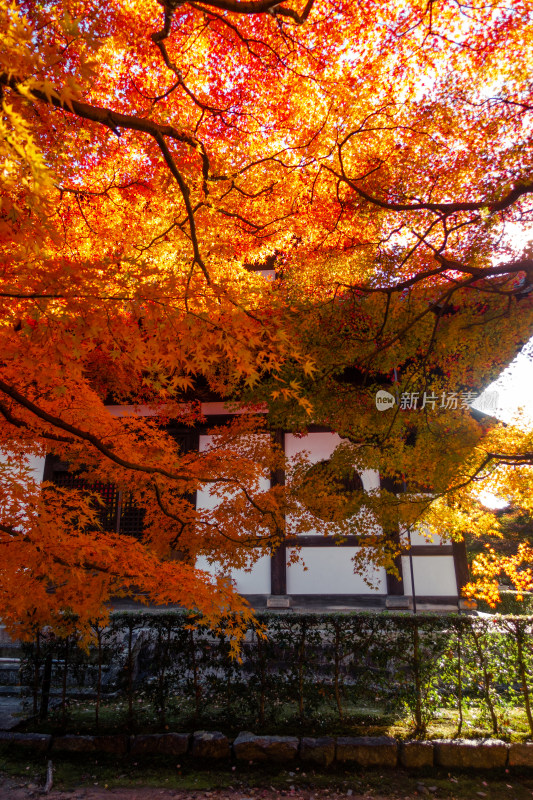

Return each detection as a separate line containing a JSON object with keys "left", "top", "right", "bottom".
{"left": 45, "top": 427, "right": 199, "bottom": 539}
{"left": 48, "top": 460, "right": 145, "bottom": 538}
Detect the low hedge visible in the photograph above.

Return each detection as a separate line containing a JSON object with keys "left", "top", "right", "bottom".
{"left": 14, "top": 611, "right": 533, "bottom": 738}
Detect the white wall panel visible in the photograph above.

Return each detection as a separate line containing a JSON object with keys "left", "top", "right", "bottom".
{"left": 285, "top": 433, "right": 381, "bottom": 537}
{"left": 0, "top": 450, "right": 45, "bottom": 484}
{"left": 285, "top": 432, "right": 343, "bottom": 462}
{"left": 196, "top": 434, "right": 270, "bottom": 511}
{"left": 284, "top": 432, "right": 379, "bottom": 492}
{"left": 195, "top": 554, "right": 271, "bottom": 595}
{"left": 0, "top": 452, "right": 46, "bottom": 530}
{"left": 196, "top": 434, "right": 272, "bottom": 594}
{"left": 286, "top": 547, "right": 387, "bottom": 594}
{"left": 401, "top": 556, "right": 458, "bottom": 596}
{"left": 27, "top": 455, "right": 46, "bottom": 484}
{"left": 401, "top": 525, "right": 444, "bottom": 546}
{"left": 0, "top": 451, "right": 45, "bottom": 485}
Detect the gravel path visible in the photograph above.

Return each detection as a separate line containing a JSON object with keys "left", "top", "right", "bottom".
{"left": 0, "top": 777, "right": 387, "bottom": 800}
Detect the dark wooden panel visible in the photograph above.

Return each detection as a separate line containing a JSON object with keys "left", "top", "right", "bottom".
{"left": 412, "top": 595, "right": 460, "bottom": 605}
{"left": 243, "top": 594, "right": 388, "bottom": 608}
{"left": 306, "top": 424, "right": 335, "bottom": 433}
{"left": 452, "top": 538, "right": 470, "bottom": 591}
{"left": 270, "top": 429, "right": 285, "bottom": 488}
{"left": 270, "top": 429, "right": 286, "bottom": 595}
{"left": 270, "top": 546, "right": 287, "bottom": 595}
{"left": 385, "top": 528, "right": 404, "bottom": 597}
{"left": 42, "top": 453, "right": 59, "bottom": 482}
{"left": 197, "top": 413, "right": 270, "bottom": 431}
{"left": 407, "top": 545, "right": 454, "bottom": 556}
{"left": 285, "top": 537, "right": 453, "bottom": 554}
{"left": 286, "top": 535, "right": 360, "bottom": 547}
{"left": 167, "top": 427, "right": 199, "bottom": 454}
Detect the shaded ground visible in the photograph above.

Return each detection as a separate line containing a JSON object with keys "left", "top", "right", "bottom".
{"left": 2, "top": 759, "right": 533, "bottom": 800}
{"left": 0, "top": 778, "right": 392, "bottom": 799}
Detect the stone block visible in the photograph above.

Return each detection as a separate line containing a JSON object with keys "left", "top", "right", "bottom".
{"left": 0, "top": 627, "right": 16, "bottom": 646}
{"left": 266, "top": 596, "right": 292, "bottom": 608}
{"left": 385, "top": 596, "right": 413, "bottom": 610}
{"left": 129, "top": 734, "right": 160, "bottom": 755}
{"left": 233, "top": 732, "right": 298, "bottom": 762}
{"left": 0, "top": 731, "right": 51, "bottom": 753}
{"left": 509, "top": 743, "right": 533, "bottom": 768}
{"left": 433, "top": 739, "right": 508, "bottom": 769}
{"left": 300, "top": 737, "right": 335, "bottom": 767}
{"left": 458, "top": 598, "right": 477, "bottom": 611}
{"left": 400, "top": 741, "right": 434, "bottom": 769}
{"left": 157, "top": 732, "right": 190, "bottom": 756}
{"left": 336, "top": 736, "right": 398, "bottom": 767}
{"left": 192, "top": 730, "right": 230, "bottom": 759}
{"left": 52, "top": 735, "right": 96, "bottom": 753}
{"left": 130, "top": 732, "right": 189, "bottom": 756}
{"left": 93, "top": 735, "right": 128, "bottom": 755}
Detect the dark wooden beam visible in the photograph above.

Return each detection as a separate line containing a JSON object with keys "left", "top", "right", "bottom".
{"left": 386, "top": 532, "right": 404, "bottom": 596}
{"left": 452, "top": 537, "right": 470, "bottom": 592}
{"left": 285, "top": 536, "right": 453, "bottom": 554}
{"left": 270, "top": 430, "right": 286, "bottom": 595}
{"left": 409, "top": 545, "right": 454, "bottom": 556}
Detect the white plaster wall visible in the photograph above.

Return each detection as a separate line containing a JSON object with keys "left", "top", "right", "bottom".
{"left": 286, "top": 547, "right": 387, "bottom": 594}
{"left": 285, "top": 432, "right": 380, "bottom": 536}
{"left": 106, "top": 405, "right": 158, "bottom": 417}
{"left": 27, "top": 454, "right": 46, "bottom": 484}
{"left": 401, "top": 556, "right": 458, "bottom": 596}
{"left": 0, "top": 451, "right": 45, "bottom": 485}
{"left": 195, "top": 554, "right": 272, "bottom": 595}
{"left": 401, "top": 525, "right": 444, "bottom": 546}
{"left": 0, "top": 451, "right": 46, "bottom": 533}
{"left": 195, "top": 434, "right": 272, "bottom": 594}
{"left": 285, "top": 431, "right": 343, "bottom": 462}
{"left": 285, "top": 433, "right": 378, "bottom": 491}
{"left": 196, "top": 434, "right": 270, "bottom": 511}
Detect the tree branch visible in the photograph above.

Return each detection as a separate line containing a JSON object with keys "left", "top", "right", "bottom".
{"left": 328, "top": 158, "right": 533, "bottom": 215}
{"left": 185, "top": 0, "right": 314, "bottom": 24}
{"left": 152, "top": 132, "right": 211, "bottom": 282}
{"left": 0, "top": 378, "right": 191, "bottom": 481}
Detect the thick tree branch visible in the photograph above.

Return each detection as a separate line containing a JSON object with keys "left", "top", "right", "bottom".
{"left": 351, "top": 178, "right": 533, "bottom": 214}
{"left": 328, "top": 157, "right": 533, "bottom": 215}
{"left": 152, "top": 132, "right": 210, "bottom": 282}
{"left": 0, "top": 378, "right": 192, "bottom": 481}
{"left": 0, "top": 74, "right": 204, "bottom": 154}
{"left": 0, "top": 401, "right": 75, "bottom": 444}
{"left": 339, "top": 257, "right": 533, "bottom": 297}
{"left": 184, "top": 0, "right": 314, "bottom": 23}
{"left": 486, "top": 452, "right": 533, "bottom": 464}
{"left": 1, "top": 74, "right": 214, "bottom": 284}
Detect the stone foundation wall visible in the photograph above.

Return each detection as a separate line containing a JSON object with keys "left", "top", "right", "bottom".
{"left": 0, "top": 731, "right": 532, "bottom": 769}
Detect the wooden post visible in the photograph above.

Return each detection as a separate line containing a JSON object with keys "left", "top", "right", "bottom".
{"left": 380, "top": 476, "right": 405, "bottom": 597}
{"left": 270, "top": 430, "right": 287, "bottom": 596}
{"left": 452, "top": 538, "right": 470, "bottom": 593}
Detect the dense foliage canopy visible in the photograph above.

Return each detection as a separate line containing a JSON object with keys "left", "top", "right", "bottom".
{"left": 2, "top": 0, "right": 533, "bottom": 638}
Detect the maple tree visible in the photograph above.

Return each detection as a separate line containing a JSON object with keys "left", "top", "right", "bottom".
{"left": 2, "top": 0, "right": 533, "bottom": 640}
